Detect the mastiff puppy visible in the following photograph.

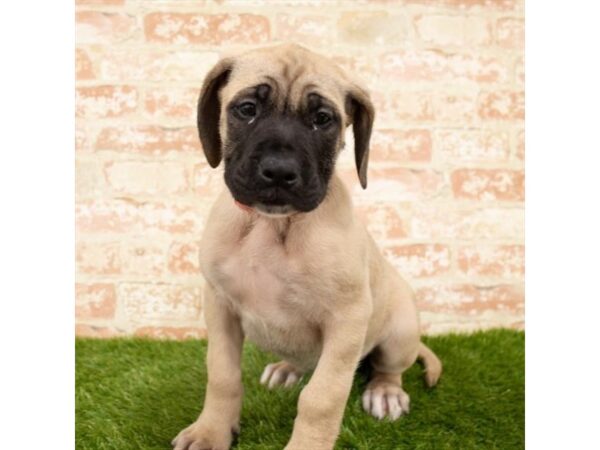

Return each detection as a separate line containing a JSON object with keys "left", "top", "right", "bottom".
{"left": 172, "top": 44, "right": 442, "bottom": 450}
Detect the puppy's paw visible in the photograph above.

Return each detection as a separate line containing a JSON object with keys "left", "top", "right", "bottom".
{"left": 260, "top": 361, "right": 303, "bottom": 389}
{"left": 171, "top": 419, "right": 235, "bottom": 450}
{"left": 361, "top": 380, "right": 410, "bottom": 421}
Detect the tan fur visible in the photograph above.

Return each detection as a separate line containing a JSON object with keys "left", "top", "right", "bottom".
{"left": 173, "top": 44, "right": 441, "bottom": 450}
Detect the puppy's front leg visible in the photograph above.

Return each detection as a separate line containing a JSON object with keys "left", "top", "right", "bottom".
{"left": 172, "top": 286, "right": 243, "bottom": 450}
{"left": 285, "top": 305, "right": 369, "bottom": 450}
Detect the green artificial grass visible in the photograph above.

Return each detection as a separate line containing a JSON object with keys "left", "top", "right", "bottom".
{"left": 76, "top": 329, "right": 524, "bottom": 450}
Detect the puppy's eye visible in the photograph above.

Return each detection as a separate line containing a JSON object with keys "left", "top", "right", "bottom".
{"left": 313, "top": 111, "right": 332, "bottom": 127}
{"left": 237, "top": 102, "right": 257, "bottom": 118}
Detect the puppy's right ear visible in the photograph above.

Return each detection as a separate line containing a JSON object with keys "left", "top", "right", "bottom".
{"left": 197, "top": 58, "right": 234, "bottom": 168}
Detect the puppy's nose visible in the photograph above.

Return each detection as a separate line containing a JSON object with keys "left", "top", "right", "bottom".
{"left": 258, "top": 156, "right": 301, "bottom": 188}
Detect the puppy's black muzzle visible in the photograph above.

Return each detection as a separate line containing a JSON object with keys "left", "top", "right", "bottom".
{"left": 257, "top": 154, "right": 302, "bottom": 190}
{"left": 224, "top": 114, "right": 329, "bottom": 212}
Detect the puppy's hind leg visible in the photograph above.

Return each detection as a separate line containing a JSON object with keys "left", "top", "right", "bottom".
{"left": 362, "top": 321, "right": 420, "bottom": 421}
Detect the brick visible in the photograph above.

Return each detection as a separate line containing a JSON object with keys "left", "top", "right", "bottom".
{"left": 415, "top": 15, "right": 491, "bottom": 47}
{"left": 75, "top": 199, "right": 201, "bottom": 234}
{"left": 381, "top": 50, "right": 508, "bottom": 83}
{"left": 516, "top": 55, "right": 525, "bottom": 85}
{"left": 76, "top": 123, "right": 91, "bottom": 153}
{"left": 338, "top": 11, "right": 409, "bottom": 45}
{"left": 76, "top": 0, "right": 124, "bottom": 4}
{"left": 416, "top": 284, "right": 524, "bottom": 315}
{"left": 193, "top": 163, "right": 226, "bottom": 198}
{"left": 458, "top": 245, "right": 524, "bottom": 277}
{"left": 119, "top": 283, "right": 202, "bottom": 322}
{"left": 275, "top": 14, "right": 334, "bottom": 46}
{"left": 432, "top": 90, "right": 478, "bottom": 123}
{"left": 218, "top": 0, "right": 361, "bottom": 4}
{"left": 478, "top": 90, "right": 525, "bottom": 120}
{"left": 134, "top": 326, "right": 207, "bottom": 340}
{"left": 76, "top": 241, "right": 166, "bottom": 277}
{"left": 144, "top": 13, "right": 270, "bottom": 45}
{"left": 144, "top": 87, "right": 197, "bottom": 121}
{"left": 404, "top": 0, "right": 517, "bottom": 9}
{"left": 168, "top": 241, "right": 201, "bottom": 275}
{"left": 329, "top": 54, "right": 377, "bottom": 83}
{"left": 452, "top": 169, "right": 524, "bottom": 201}
{"left": 76, "top": 241, "right": 167, "bottom": 276}
{"left": 76, "top": 242, "right": 121, "bottom": 275}
{"left": 121, "top": 242, "right": 166, "bottom": 276}
{"left": 385, "top": 244, "right": 451, "bottom": 278}
{"left": 95, "top": 49, "right": 219, "bottom": 82}
{"left": 354, "top": 205, "right": 408, "bottom": 241}
{"left": 76, "top": 85, "right": 137, "bottom": 118}
{"left": 515, "top": 129, "right": 525, "bottom": 160}
{"left": 76, "top": 11, "right": 137, "bottom": 44}
{"left": 409, "top": 205, "right": 524, "bottom": 240}
{"left": 496, "top": 18, "right": 524, "bottom": 48}
{"left": 372, "top": 90, "right": 434, "bottom": 124}
{"left": 344, "top": 167, "right": 445, "bottom": 203}
{"left": 104, "top": 161, "right": 189, "bottom": 195}
{"left": 75, "top": 324, "right": 124, "bottom": 338}
{"left": 95, "top": 126, "right": 200, "bottom": 154}
{"left": 75, "top": 283, "right": 117, "bottom": 319}
{"left": 370, "top": 129, "right": 432, "bottom": 163}
{"left": 76, "top": 159, "right": 105, "bottom": 198}
{"left": 75, "top": 48, "right": 94, "bottom": 80}
{"left": 435, "top": 129, "right": 509, "bottom": 162}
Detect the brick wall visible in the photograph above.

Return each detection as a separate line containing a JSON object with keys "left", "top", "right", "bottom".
{"left": 75, "top": 0, "right": 525, "bottom": 338}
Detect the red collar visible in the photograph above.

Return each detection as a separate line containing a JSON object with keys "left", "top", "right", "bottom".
{"left": 234, "top": 200, "right": 253, "bottom": 213}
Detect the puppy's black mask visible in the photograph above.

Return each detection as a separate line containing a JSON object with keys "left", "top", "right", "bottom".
{"left": 223, "top": 84, "right": 340, "bottom": 213}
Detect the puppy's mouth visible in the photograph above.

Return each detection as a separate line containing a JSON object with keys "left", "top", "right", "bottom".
{"left": 234, "top": 191, "right": 299, "bottom": 217}
{"left": 228, "top": 182, "right": 324, "bottom": 215}
{"left": 254, "top": 203, "right": 297, "bottom": 217}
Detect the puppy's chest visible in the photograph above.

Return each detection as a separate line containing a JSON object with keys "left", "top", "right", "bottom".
{"left": 207, "top": 223, "right": 322, "bottom": 365}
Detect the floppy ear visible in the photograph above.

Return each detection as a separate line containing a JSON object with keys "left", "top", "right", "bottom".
{"left": 346, "top": 84, "right": 375, "bottom": 189}
{"left": 197, "top": 58, "right": 234, "bottom": 168}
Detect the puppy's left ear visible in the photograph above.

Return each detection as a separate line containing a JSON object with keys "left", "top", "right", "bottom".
{"left": 197, "top": 58, "right": 234, "bottom": 168}
{"left": 346, "top": 84, "right": 375, "bottom": 189}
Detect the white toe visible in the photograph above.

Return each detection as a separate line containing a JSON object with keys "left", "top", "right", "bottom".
{"left": 371, "top": 392, "right": 385, "bottom": 419}
{"left": 399, "top": 390, "right": 410, "bottom": 413}
{"left": 361, "top": 390, "right": 371, "bottom": 412}
{"left": 284, "top": 372, "right": 299, "bottom": 387}
{"left": 260, "top": 363, "right": 275, "bottom": 385}
{"left": 386, "top": 394, "right": 402, "bottom": 420}
{"left": 268, "top": 367, "right": 285, "bottom": 389}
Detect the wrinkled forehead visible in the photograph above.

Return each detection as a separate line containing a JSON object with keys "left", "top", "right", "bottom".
{"left": 220, "top": 51, "right": 348, "bottom": 113}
